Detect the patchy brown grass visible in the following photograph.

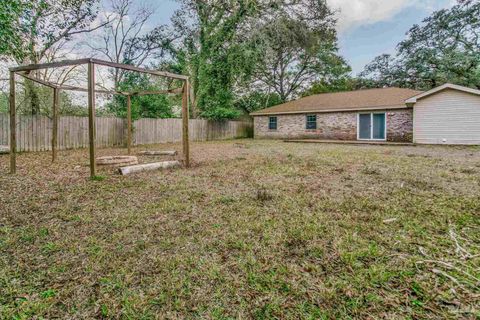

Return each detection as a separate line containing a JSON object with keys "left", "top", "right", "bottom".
{"left": 0, "top": 140, "right": 479, "bottom": 319}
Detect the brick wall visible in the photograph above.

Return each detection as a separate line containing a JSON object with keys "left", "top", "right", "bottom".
{"left": 254, "top": 109, "right": 413, "bottom": 142}
{"left": 386, "top": 109, "right": 413, "bottom": 142}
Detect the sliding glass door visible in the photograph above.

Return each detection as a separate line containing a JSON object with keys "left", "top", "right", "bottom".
{"left": 358, "top": 113, "right": 386, "bottom": 140}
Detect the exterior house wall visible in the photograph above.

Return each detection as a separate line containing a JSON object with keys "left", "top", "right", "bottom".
{"left": 413, "top": 89, "right": 480, "bottom": 145}
{"left": 386, "top": 109, "right": 414, "bottom": 142}
{"left": 254, "top": 109, "right": 413, "bottom": 142}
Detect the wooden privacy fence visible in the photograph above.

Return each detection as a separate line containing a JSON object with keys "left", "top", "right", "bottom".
{"left": 0, "top": 114, "right": 252, "bottom": 152}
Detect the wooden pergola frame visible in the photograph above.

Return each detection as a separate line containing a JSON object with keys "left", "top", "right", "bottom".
{"left": 9, "top": 58, "right": 190, "bottom": 178}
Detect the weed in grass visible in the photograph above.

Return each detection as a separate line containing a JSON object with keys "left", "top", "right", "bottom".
{"left": 40, "top": 289, "right": 56, "bottom": 299}
{"left": 41, "top": 242, "right": 58, "bottom": 254}
{"left": 90, "top": 175, "right": 106, "bottom": 181}
{"left": 361, "top": 166, "right": 380, "bottom": 175}
{"left": 459, "top": 167, "right": 476, "bottom": 174}
{"left": 255, "top": 186, "right": 274, "bottom": 202}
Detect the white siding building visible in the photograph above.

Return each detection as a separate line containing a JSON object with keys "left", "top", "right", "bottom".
{"left": 407, "top": 84, "right": 480, "bottom": 145}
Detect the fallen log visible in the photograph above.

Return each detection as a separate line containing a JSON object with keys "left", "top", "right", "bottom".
{"left": 97, "top": 156, "right": 138, "bottom": 166}
{"left": 0, "top": 146, "right": 9, "bottom": 154}
{"left": 138, "top": 150, "right": 178, "bottom": 156}
{"left": 119, "top": 161, "right": 181, "bottom": 175}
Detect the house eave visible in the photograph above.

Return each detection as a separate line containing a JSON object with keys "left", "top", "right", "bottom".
{"left": 405, "top": 83, "right": 480, "bottom": 104}
{"left": 250, "top": 104, "right": 409, "bottom": 116}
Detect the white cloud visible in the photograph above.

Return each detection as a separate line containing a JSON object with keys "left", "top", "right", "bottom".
{"left": 328, "top": 0, "right": 456, "bottom": 33}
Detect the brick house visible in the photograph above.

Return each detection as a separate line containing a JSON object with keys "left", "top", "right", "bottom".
{"left": 250, "top": 84, "right": 480, "bottom": 144}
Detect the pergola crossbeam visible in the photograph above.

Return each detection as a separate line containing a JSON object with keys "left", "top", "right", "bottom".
{"left": 16, "top": 74, "right": 184, "bottom": 96}
{"left": 130, "top": 88, "right": 183, "bottom": 96}
{"left": 90, "top": 59, "right": 189, "bottom": 81}
{"left": 59, "top": 84, "right": 122, "bottom": 95}
{"left": 17, "top": 72, "right": 59, "bottom": 89}
{"left": 10, "top": 58, "right": 92, "bottom": 73}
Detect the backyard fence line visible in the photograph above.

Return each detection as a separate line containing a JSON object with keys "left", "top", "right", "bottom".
{"left": 0, "top": 114, "right": 252, "bottom": 152}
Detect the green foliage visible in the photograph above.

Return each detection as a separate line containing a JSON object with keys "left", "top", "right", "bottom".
{"left": 9, "top": 84, "right": 89, "bottom": 116}
{"left": 106, "top": 72, "right": 176, "bottom": 119}
{"left": 234, "top": 92, "right": 283, "bottom": 114}
{"left": 302, "top": 78, "right": 358, "bottom": 96}
{"left": 175, "top": 0, "right": 351, "bottom": 118}
{"left": 361, "top": 0, "right": 480, "bottom": 90}
{"left": 0, "top": 93, "right": 8, "bottom": 113}
{"left": 0, "top": 0, "right": 101, "bottom": 115}
{"left": 0, "top": 0, "right": 23, "bottom": 57}
{"left": 251, "top": 12, "right": 351, "bottom": 102}
{"left": 179, "top": 1, "right": 260, "bottom": 119}
{"left": 1, "top": 0, "right": 101, "bottom": 63}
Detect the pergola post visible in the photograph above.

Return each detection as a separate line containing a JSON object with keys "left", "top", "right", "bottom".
{"left": 127, "top": 95, "right": 132, "bottom": 155}
{"left": 182, "top": 80, "right": 190, "bottom": 167}
{"left": 9, "top": 71, "right": 16, "bottom": 174}
{"left": 52, "top": 87, "right": 59, "bottom": 162}
{"left": 87, "top": 62, "right": 96, "bottom": 177}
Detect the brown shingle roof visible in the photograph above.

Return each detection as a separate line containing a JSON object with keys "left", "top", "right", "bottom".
{"left": 250, "top": 87, "right": 423, "bottom": 116}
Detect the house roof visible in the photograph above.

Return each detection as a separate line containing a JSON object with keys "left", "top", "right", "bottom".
{"left": 405, "top": 83, "right": 480, "bottom": 104}
{"left": 250, "top": 87, "right": 423, "bottom": 116}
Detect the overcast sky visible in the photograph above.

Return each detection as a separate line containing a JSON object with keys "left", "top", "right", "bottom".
{"left": 145, "top": 0, "right": 456, "bottom": 75}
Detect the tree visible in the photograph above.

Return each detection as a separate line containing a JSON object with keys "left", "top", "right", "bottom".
{"left": 88, "top": 0, "right": 181, "bottom": 90}
{"left": 0, "top": 0, "right": 23, "bottom": 57}
{"left": 172, "top": 0, "right": 262, "bottom": 120}
{"left": 252, "top": 15, "right": 350, "bottom": 102}
{"left": 106, "top": 72, "right": 176, "bottom": 120}
{"left": 302, "top": 77, "right": 361, "bottom": 96}
{"left": 0, "top": 0, "right": 107, "bottom": 114}
{"left": 172, "top": 0, "right": 350, "bottom": 118}
{"left": 361, "top": 0, "right": 480, "bottom": 90}
{"left": 234, "top": 91, "right": 283, "bottom": 114}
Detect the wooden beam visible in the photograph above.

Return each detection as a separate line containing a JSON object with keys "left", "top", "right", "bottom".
{"left": 16, "top": 72, "right": 58, "bottom": 89}
{"left": 58, "top": 84, "right": 124, "bottom": 95}
{"left": 127, "top": 95, "right": 132, "bottom": 155}
{"left": 182, "top": 80, "right": 190, "bottom": 167}
{"left": 52, "top": 87, "right": 59, "bottom": 162}
{"left": 87, "top": 62, "right": 97, "bottom": 178}
{"left": 131, "top": 88, "right": 184, "bottom": 96}
{"left": 9, "top": 71, "right": 16, "bottom": 174}
{"left": 10, "top": 59, "right": 91, "bottom": 72}
{"left": 90, "top": 59, "right": 189, "bottom": 81}
{"left": 10, "top": 58, "right": 91, "bottom": 72}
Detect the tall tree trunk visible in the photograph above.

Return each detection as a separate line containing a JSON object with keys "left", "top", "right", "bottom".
{"left": 24, "top": 77, "right": 41, "bottom": 115}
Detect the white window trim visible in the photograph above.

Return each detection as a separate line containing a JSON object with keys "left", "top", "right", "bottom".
{"left": 357, "top": 112, "right": 387, "bottom": 141}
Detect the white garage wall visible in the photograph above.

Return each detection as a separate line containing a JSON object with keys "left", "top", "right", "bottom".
{"left": 413, "top": 89, "right": 480, "bottom": 145}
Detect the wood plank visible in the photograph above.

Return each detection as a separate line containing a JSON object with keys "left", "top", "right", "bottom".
{"left": 9, "top": 71, "right": 16, "bottom": 173}
{"left": 91, "top": 59, "right": 188, "bottom": 81}
{"left": 127, "top": 96, "right": 132, "bottom": 154}
{"left": 182, "top": 81, "right": 190, "bottom": 167}
{"left": 88, "top": 62, "right": 96, "bottom": 177}
{"left": 52, "top": 88, "right": 59, "bottom": 161}
{"left": 11, "top": 58, "right": 91, "bottom": 72}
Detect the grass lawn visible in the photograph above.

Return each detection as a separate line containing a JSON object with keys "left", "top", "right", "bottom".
{"left": 0, "top": 139, "right": 479, "bottom": 319}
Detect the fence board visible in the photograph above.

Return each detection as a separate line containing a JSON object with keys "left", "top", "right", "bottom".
{"left": 0, "top": 113, "right": 252, "bottom": 151}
